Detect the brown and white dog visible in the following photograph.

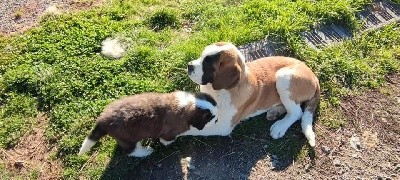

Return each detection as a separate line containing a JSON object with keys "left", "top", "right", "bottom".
{"left": 78, "top": 91, "right": 217, "bottom": 157}
{"left": 186, "top": 42, "right": 320, "bottom": 146}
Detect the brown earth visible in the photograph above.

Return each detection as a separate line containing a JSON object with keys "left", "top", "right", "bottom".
{"left": 0, "top": 114, "right": 63, "bottom": 179}
{"left": 0, "top": 0, "right": 103, "bottom": 36}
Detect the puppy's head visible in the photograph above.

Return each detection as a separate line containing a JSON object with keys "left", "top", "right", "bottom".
{"left": 188, "top": 92, "right": 218, "bottom": 130}
{"left": 187, "top": 42, "right": 246, "bottom": 90}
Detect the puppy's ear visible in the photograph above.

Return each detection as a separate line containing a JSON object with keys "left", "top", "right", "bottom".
{"left": 189, "top": 109, "right": 215, "bottom": 130}
{"left": 212, "top": 63, "right": 241, "bottom": 90}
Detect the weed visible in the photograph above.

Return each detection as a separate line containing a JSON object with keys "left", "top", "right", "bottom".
{"left": 13, "top": 9, "right": 23, "bottom": 20}
{"left": 148, "top": 8, "right": 180, "bottom": 31}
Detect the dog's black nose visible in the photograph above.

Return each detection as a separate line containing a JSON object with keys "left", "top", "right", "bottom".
{"left": 187, "top": 64, "right": 194, "bottom": 74}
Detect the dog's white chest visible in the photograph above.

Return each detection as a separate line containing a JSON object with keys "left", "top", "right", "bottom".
{"left": 180, "top": 85, "right": 236, "bottom": 136}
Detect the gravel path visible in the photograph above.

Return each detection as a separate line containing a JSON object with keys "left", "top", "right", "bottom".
{"left": 0, "top": 0, "right": 102, "bottom": 36}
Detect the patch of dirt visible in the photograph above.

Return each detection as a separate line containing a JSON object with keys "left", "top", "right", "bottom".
{"left": 0, "top": 0, "right": 103, "bottom": 36}
{"left": 247, "top": 73, "right": 400, "bottom": 179}
{"left": 0, "top": 114, "right": 63, "bottom": 179}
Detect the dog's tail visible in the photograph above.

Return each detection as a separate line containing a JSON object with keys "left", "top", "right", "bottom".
{"left": 78, "top": 124, "right": 106, "bottom": 155}
{"left": 301, "top": 81, "right": 320, "bottom": 147}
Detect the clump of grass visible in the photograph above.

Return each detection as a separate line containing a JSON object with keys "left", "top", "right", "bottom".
{"left": 294, "top": 24, "right": 400, "bottom": 106}
{"left": 0, "top": 93, "right": 38, "bottom": 148}
{"left": 148, "top": 8, "right": 180, "bottom": 31}
{"left": 13, "top": 9, "right": 24, "bottom": 20}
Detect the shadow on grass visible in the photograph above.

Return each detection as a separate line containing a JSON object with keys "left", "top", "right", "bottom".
{"left": 99, "top": 115, "right": 314, "bottom": 180}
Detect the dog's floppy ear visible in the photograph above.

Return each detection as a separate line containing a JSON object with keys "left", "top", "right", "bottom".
{"left": 212, "top": 63, "right": 241, "bottom": 90}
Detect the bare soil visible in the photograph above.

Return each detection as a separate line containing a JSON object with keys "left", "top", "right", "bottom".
{"left": 0, "top": 0, "right": 103, "bottom": 36}
{"left": 0, "top": 114, "right": 63, "bottom": 179}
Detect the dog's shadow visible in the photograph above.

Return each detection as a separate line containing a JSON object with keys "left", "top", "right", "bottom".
{"left": 99, "top": 115, "right": 315, "bottom": 180}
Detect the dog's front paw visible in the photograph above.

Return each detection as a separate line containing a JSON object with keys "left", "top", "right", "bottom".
{"left": 128, "top": 146, "right": 154, "bottom": 157}
{"left": 270, "top": 120, "right": 291, "bottom": 139}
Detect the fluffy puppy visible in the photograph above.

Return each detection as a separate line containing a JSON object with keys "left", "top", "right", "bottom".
{"left": 78, "top": 91, "right": 217, "bottom": 157}
{"left": 186, "top": 42, "right": 320, "bottom": 146}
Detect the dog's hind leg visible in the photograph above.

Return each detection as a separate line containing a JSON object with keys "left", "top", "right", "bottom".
{"left": 300, "top": 83, "right": 320, "bottom": 147}
{"left": 270, "top": 67, "right": 303, "bottom": 139}
{"left": 126, "top": 141, "right": 154, "bottom": 157}
{"left": 272, "top": 64, "right": 319, "bottom": 146}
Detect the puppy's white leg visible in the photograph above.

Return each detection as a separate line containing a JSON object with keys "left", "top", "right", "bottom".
{"left": 271, "top": 69, "right": 303, "bottom": 139}
{"left": 159, "top": 138, "right": 175, "bottom": 146}
{"left": 128, "top": 142, "right": 153, "bottom": 157}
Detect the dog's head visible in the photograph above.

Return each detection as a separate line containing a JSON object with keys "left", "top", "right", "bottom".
{"left": 187, "top": 42, "right": 246, "bottom": 90}
{"left": 188, "top": 92, "right": 218, "bottom": 130}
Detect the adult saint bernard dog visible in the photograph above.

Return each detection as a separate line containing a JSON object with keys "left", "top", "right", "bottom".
{"left": 186, "top": 42, "right": 320, "bottom": 146}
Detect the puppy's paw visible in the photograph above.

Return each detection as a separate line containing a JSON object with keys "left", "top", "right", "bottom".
{"left": 270, "top": 120, "right": 290, "bottom": 139}
{"left": 159, "top": 138, "right": 175, "bottom": 146}
{"left": 128, "top": 146, "right": 154, "bottom": 157}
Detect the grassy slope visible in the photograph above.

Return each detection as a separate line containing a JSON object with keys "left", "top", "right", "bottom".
{"left": 0, "top": 0, "right": 399, "bottom": 178}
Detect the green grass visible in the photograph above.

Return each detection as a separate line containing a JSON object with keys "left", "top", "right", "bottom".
{"left": 1, "top": 0, "right": 399, "bottom": 178}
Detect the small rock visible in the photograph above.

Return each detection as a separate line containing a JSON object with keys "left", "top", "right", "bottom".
{"left": 263, "top": 144, "right": 269, "bottom": 149}
{"left": 14, "top": 161, "right": 24, "bottom": 170}
{"left": 321, "top": 145, "right": 331, "bottom": 154}
{"left": 394, "top": 163, "right": 400, "bottom": 171}
{"left": 350, "top": 153, "right": 358, "bottom": 158}
{"left": 44, "top": 5, "right": 62, "bottom": 15}
{"left": 362, "top": 131, "right": 378, "bottom": 149}
{"left": 184, "top": 27, "right": 192, "bottom": 33}
{"left": 271, "top": 155, "right": 278, "bottom": 159}
{"left": 350, "top": 135, "right": 362, "bottom": 151}
{"left": 180, "top": 157, "right": 195, "bottom": 170}
{"left": 333, "top": 159, "right": 341, "bottom": 167}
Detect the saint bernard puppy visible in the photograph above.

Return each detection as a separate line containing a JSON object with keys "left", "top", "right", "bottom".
{"left": 78, "top": 91, "right": 217, "bottom": 157}
{"left": 186, "top": 42, "right": 320, "bottom": 147}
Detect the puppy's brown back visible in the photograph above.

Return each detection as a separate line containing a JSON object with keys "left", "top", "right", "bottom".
{"left": 97, "top": 93, "right": 182, "bottom": 142}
